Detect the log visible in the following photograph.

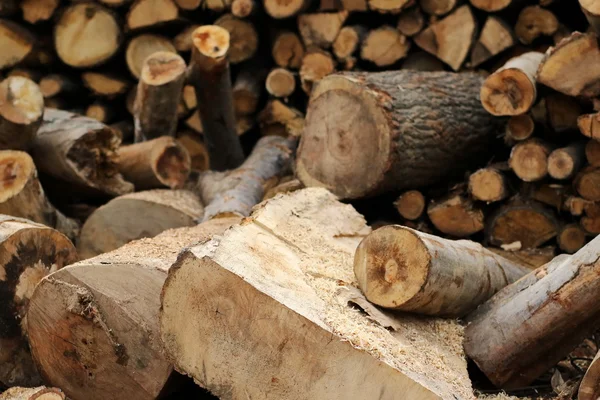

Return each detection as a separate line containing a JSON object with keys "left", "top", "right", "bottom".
{"left": 173, "top": 25, "right": 199, "bottom": 52}
{"left": 470, "top": 16, "right": 515, "bottom": 68}
{"left": 38, "top": 75, "right": 78, "bottom": 99}
{"left": 469, "top": 0, "right": 522, "bottom": 12}
{"left": 575, "top": 166, "right": 600, "bottom": 201}
{"left": 264, "top": 0, "right": 312, "bottom": 18}
{"left": 125, "top": 34, "right": 176, "bottom": 79}
{"left": 28, "top": 217, "right": 240, "bottom": 400}
{"left": 396, "top": 7, "right": 424, "bottom": 37}
{"left": 525, "top": 182, "right": 565, "bottom": 210}
{"left": 557, "top": 223, "right": 587, "bottom": 254}
{"left": 192, "top": 135, "right": 295, "bottom": 221}
{"left": 505, "top": 114, "right": 535, "bottom": 143}
{"left": 231, "top": 0, "right": 256, "bottom": 17}
{"left": 85, "top": 102, "right": 115, "bottom": 124}
{"left": 464, "top": 234, "right": 600, "bottom": 389}
{"left": 0, "top": 77, "right": 44, "bottom": 151}
{"left": 579, "top": 113, "right": 600, "bottom": 140}
{"left": 547, "top": 141, "right": 585, "bottom": 180}
{"left": 214, "top": 14, "right": 258, "bottom": 64}
{"left": 296, "top": 70, "right": 499, "bottom": 199}
{"left": 299, "top": 47, "right": 335, "bottom": 94}
{"left": 579, "top": 349, "right": 600, "bottom": 400}
{"left": 176, "top": 131, "right": 209, "bottom": 171}
{"left": 31, "top": 109, "right": 134, "bottom": 197}
{"left": 354, "top": 225, "right": 530, "bottom": 317}
{"left": 487, "top": 246, "right": 556, "bottom": 269}
{"left": 420, "top": 0, "right": 456, "bottom": 15}
{"left": 360, "top": 26, "right": 410, "bottom": 67}
{"left": 537, "top": 32, "right": 600, "bottom": 98}
{"left": 0, "top": 20, "right": 35, "bottom": 70}
{"left": 203, "top": 0, "right": 233, "bottom": 12}
{"left": 126, "top": 0, "right": 179, "bottom": 30}
{"left": 21, "top": 0, "right": 59, "bottom": 24}
{"left": 0, "top": 386, "right": 64, "bottom": 400}
{"left": 586, "top": 139, "right": 600, "bottom": 166}
{"left": 265, "top": 68, "right": 296, "bottom": 98}
{"left": 81, "top": 72, "right": 130, "bottom": 98}
{"left": 271, "top": 31, "right": 304, "bottom": 69}
{"left": 189, "top": 25, "right": 244, "bottom": 171}
{"left": 257, "top": 99, "right": 305, "bottom": 137}
{"left": 393, "top": 190, "right": 425, "bottom": 220}
{"left": 232, "top": 64, "right": 266, "bottom": 116}
{"left": 485, "top": 198, "right": 559, "bottom": 249}
{"left": 159, "top": 188, "right": 473, "bottom": 400}
{"left": 515, "top": 5, "right": 558, "bottom": 45}
{"left": 480, "top": 52, "right": 544, "bottom": 116}
{"left": 0, "top": 216, "right": 77, "bottom": 387}
{"left": 368, "top": 0, "right": 410, "bottom": 14}
{"left": 0, "top": 151, "right": 79, "bottom": 240}
{"left": 332, "top": 25, "right": 365, "bottom": 67}
{"left": 133, "top": 51, "right": 186, "bottom": 142}
{"left": 297, "top": 11, "right": 348, "bottom": 49}
{"left": 427, "top": 191, "right": 485, "bottom": 237}
{"left": 414, "top": 5, "right": 476, "bottom": 71}
{"left": 564, "top": 196, "right": 591, "bottom": 217}
{"left": 581, "top": 202, "right": 600, "bottom": 234}
{"left": 54, "top": 3, "right": 121, "bottom": 68}
{"left": 468, "top": 167, "right": 509, "bottom": 202}
{"left": 509, "top": 138, "right": 552, "bottom": 182}
{"left": 174, "top": 0, "right": 200, "bottom": 9}
{"left": 580, "top": 0, "right": 600, "bottom": 35}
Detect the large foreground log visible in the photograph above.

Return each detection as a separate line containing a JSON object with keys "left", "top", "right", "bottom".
{"left": 77, "top": 190, "right": 204, "bottom": 259}
{"left": 296, "top": 70, "right": 499, "bottom": 199}
{"left": 27, "top": 217, "right": 240, "bottom": 400}
{"left": 160, "top": 188, "right": 473, "bottom": 400}
{"left": 465, "top": 235, "right": 600, "bottom": 389}
{"left": 0, "top": 216, "right": 77, "bottom": 387}
{"left": 354, "top": 225, "right": 530, "bottom": 317}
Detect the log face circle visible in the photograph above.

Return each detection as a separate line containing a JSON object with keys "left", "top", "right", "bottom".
{"left": 0, "top": 77, "right": 44, "bottom": 125}
{"left": 192, "top": 26, "right": 230, "bottom": 59}
{"left": 154, "top": 144, "right": 191, "bottom": 188}
{"left": 470, "top": 0, "right": 510, "bottom": 12}
{"left": 0, "top": 22, "right": 34, "bottom": 70}
{"left": 0, "top": 151, "right": 34, "bottom": 203}
{"left": 354, "top": 225, "right": 429, "bottom": 308}
{"left": 264, "top": 0, "right": 305, "bottom": 18}
{"left": 481, "top": 69, "right": 534, "bottom": 116}
{"left": 548, "top": 149, "right": 574, "bottom": 179}
{"left": 55, "top": 3, "right": 121, "bottom": 68}
{"left": 468, "top": 169, "right": 504, "bottom": 202}
{"left": 126, "top": 34, "right": 176, "bottom": 79}
{"left": 509, "top": 141, "right": 548, "bottom": 181}
{"left": 576, "top": 167, "right": 600, "bottom": 201}
{"left": 140, "top": 52, "right": 186, "bottom": 86}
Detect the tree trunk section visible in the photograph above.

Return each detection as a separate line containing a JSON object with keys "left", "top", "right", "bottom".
{"left": 575, "top": 166, "right": 600, "bottom": 201}
{"left": 557, "top": 223, "right": 587, "bottom": 254}
{"left": 81, "top": 72, "right": 130, "bottom": 99}
{"left": 427, "top": 190, "right": 485, "bottom": 237}
{"left": 360, "top": 26, "right": 410, "bottom": 67}
{"left": 586, "top": 139, "right": 600, "bottom": 166}
{"left": 264, "top": 0, "right": 312, "bottom": 18}
{"left": 547, "top": 141, "right": 585, "bottom": 180}
{"left": 257, "top": 99, "right": 305, "bottom": 137}
{"left": 580, "top": 0, "right": 600, "bottom": 35}
{"left": 20, "top": 0, "right": 59, "bottom": 24}
{"left": 297, "top": 11, "right": 348, "bottom": 49}
{"left": 397, "top": 7, "right": 424, "bottom": 37}
{"left": 125, "top": 34, "right": 176, "bottom": 79}
{"left": 0, "top": 386, "right": 65, "bottom": 400}
{"left": 271, "top": 31, "right": 304, "bottom": 69}
{"left": 299, "top": 47, "right": 335, "bottom": 93}
{"left": 579, "top": 112, "right": 600, "bottom": 141}
{"left": 505, "top": 114, "right": 535, "bottom": 144}
{"left": 265, "top": 68, "right": 296, "bottom": 98}
{"left": 0, "top": 77, "right": 44, "bottom": 151}
{"left": 515, "top": 5, "right": 558, "bottom": 45}
{"left": 468, "top": 167, "right": 509, "bottom": 203}
{"left": 509, "top": 138, "right": 552, "bottom": 182}
{"left": 393, "top": 190, "right": 425, "bottom": 220}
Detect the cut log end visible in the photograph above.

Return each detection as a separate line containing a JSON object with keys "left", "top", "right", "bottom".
{"left": 264, "top": 0, "right": 308, "bottom": 18}
{"left": 140, "top": 51, "right": 186, "bottom": 86}
{"left": 509, "top": 139, "right": 550, "bottom": 182}
{"left": 265, "top": 68, "right": 296, "bottom": 98}
{"left": 394, "top": 190, "right": 425, "bottom": 220}
{"left": 481, "top": 69, "right": 535, "bottom": 116}
{"left": 506, "top": 114, "right": 534, "bottom": 142}
{"left": 548, "top": 143, "right": 584, "bottom": 180}
{"left": 192, "top": 26, "right": 230, "bottom": 61}
{"left": 470, "top": 0, "right": 511, "bottom": 12}
{"left": 558, "top": 224, "right": 587, "bottom": 254}
{"left": 360, "top": 27, "right": 410, "bottom": 67}
{"left": 232, "top": 0, "right": 255, "bottom": 17}
{"left": 515, "top": 6, "right": 558, "bottom": 45}
{"left": 126, "top": 34, "right": 176, "bottom": 79}
{"left": 468, "top": 168, "right": 508, "bottom": 202}
{"left": 272, "top": 32, "right": 304, "bottom": 69}
{"left": 0, "top": 76, "right": 44, "bottom": 138}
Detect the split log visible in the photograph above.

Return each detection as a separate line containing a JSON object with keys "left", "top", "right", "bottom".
{"left": 368, "top": 0, "right": 410, "bottom": 14}
{"left": 54, "top": 3, "right": 121, "bottom": 68}
{"left": 464, "top": 234, "right": 600, "bottom": 389}
{"left": 81, "top": 72, "right": 130, "bottom": 98}
{"left": 271, "top": 31, "right": 304, "bottom": 69}
{"left": 297, "top": 11, "right": 348, "bottom": 49}
{"left": 257, "top": 99, "right": 305, "bottom": 137}
{"left": 355, "top": 225, "right": 529, "bottom": 317}
{"left": 470, "top": 17, "right": 515, "bottom": 68}
{"left": 0, "top": 20, "right": 35, "bottom": 70}
{"left": 214, "top": 14, "right": 258, "bottom": 64}
{"left": 28, "top": 217, "right": 240, "bottom": 400}
{"left": 265, "top": 68, "right": 296, "bottom": 98}
{"left": 414, "top": 5, "right": 476, "bottom": 71}
{"left": 232, "top": 0, "right": 256, "bottom": 17}
{"left": 264, "top": 0, "right": 312, "bottom": 18}
{"left": 420, "top": 0, "right": 456, "bottom": 15}
{"left": 192, "top": 135, "right": 295, "bottom": 221}
{"left": 396, "top": 7, "right": 424, "bottom": 37}
{"left": 0, "top": 77, "right": 44, "bottom": 151}
{"left": 505, "top": 114, "right": 535, "bottom": 143}
{"left": 579, "top": 349, "right": 600, "bottom": 400}
{"left": 299, "top": 47, "right": 335, "bottom": 93}
{"left": 232, "top": 64, "right": 266, "bottom": 116}
{"left": 480, "top": 52, "right": 544, "bottom": 116}
{"left": 509, "top": 138, "right": 552, "bottom": 182}
{"left": 485, "top": 198, "right": 559, "bottom": 249}
{"left": 0, "top": 386, "right": 65, "bottom": 400}
{"left": 296, "top": 70, "right": 499, "bottom": 199}
{"left": 581, "top": 202, "right": 600, "bottom": 234}
{"left": 579, "top": 113, "right": 600, "bottom": 140}
{"left": 580, "top": 0, "right": 600, "bottom": 35}
{"left": 133, "top": 52, "right": 186, "bottom": 142}
{"left": 487, "top": 246, "right": 556, "bottom": 269}
{"left": 21, "top": 0, "right": 59, "bottom": 24}
{"left": 0, "top": 151, "right": 79, "bottom": 240}
{"left": 575, "top": 166, "right": 600, "bottom": 201}
{"left": 393, "top": 190, "right": 425, "bottom": 220}
{"left": 360, "top": 26, "right": 410, "bottom": 67}
{"left": 189, "top": 25, "right": 244, "bottom": 171}
{"left": 31, "top": 109, "right": 134, "bottom": 197}
{"left": 515, "top": 6, "right": 558, "bottom": 45}
{"left": 126, "top": 0, "right": 179, "bottom": 31}
{"left": 176, "top": 131, "right": 209, "bottom": 171}
{"left": 125, "top": 34, "right": 176, "bottom": 79}
{"left": 85, "top": 102, "right": 115, "bottom": 124}
{"left": 557, "top": 223, "right": 587, "bottom": 253}
{"left": 427, "top": 191, "right": 484, "bottom": 237}
{"left": 7, "top": 68, "right": 40, "bottom": 82}
{"left": 547, "top": 141, "right": 585, "bottom": 180}
{"left": 160, "top": 188, "right": 473, "bottom": 400}
{"left": 468, "top": 167, "right": 509, "bottom": 203}
{"left": 0, "top": 216, "right": 77, "bottom": 387}
{"left": 38, "top": 75, "right": 78, "bottom": 99}
{"left": 586, "top": 139, "right": 600, "bottom": 166}
{"left": 537, "top": 32, "right": 600, "bottom": 98}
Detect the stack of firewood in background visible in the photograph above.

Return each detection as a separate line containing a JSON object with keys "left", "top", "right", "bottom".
{"left": 0, "top": 0, "right": 600, "bottom": 399}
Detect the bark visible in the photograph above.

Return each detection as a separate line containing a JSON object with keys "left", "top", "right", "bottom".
{"left": 394, "top": 190, "right": 425, "bottom": 220}
{"left": 297, "top": 70, "right": 500, "bottom": 199}
{"left": 480, "top": 52, "right": 544, "bottom": 116}
{"left": 487, "top": 246, "right": 556, "bottom": 269}
{"left": 0, "top": 386, "right": 65, "bottom": 400}
{"left": 126, "top": 0, "right": 179, "bottom": 31}
{"left": 547, "top": 141, "right": 586, "bottom": 180}
{"left": 125, "top": 34, "right": 177, "bottom": 79}
{"left": 579, "top": 112, "right": 600, "bottom": 141}
{"left": 297, "top": 11, "right": 348, "bottom": 49}
{"left": 427, "top": 190, "right": 485, "bottom": 237}
{"left": 0, "top": 77, "right": 44, "bottom": 151}
{"left": 332, "top": 25, "right": 365, "bottom": 68}
{"left": 537, "top": 32, "right": 600, "bottom": 98}
{"left": 265, "top": 68, "right": 296, "bottom": 98}
{"left": 397, "top": 7, "right": 424, "bottom": 37}
{"left": 133, "top": 51, "right": 186, "bottom": 142}
{"left": 580, "top": 0, "right": 600, "bottom": 35}
{"left": 414, "top": 5, "right": 476, "bottom": 71}
{"left": 464, "top": 235, "right": 600, "bottom": 389}
{"left": 575, "top": 166, "right": 600, "bottom": 201}
{"left": 401, "top": 51, "right": 445, "bottom": 71}
{"left": 360, "top": 26, "right": 410, "bottom": 67}
{"left": 159, "top": 188, "right": 473, "bottom": 400}
{"left": 81, "top": 72, "right": 130, "bottom": 98}
{"left": 354, "top": 225, "right": 530, "bottom": 317}
{"left": 28, "top": 217, "right": 239, "bottom": 400}
{"left": 299, "top": 47, "right": 335, "bottom": 93}
{"left": 509, "top": 138, "right": 552, "bottom": 182}
{"left": 470, "top": 16, "right": 515, "bottom": 68}
{"left": 557, "top": 223, "right": 587, "bottom": 254}
{"left": 257, "top": 99, "right": 305, "bottom": 137}
{"left": 191, "top": 135, "right": 295, "bottom": 221}
{"left": 31, "top": 109, "right": 134, "bottom": 197}
{"left": 580, "top": 349, "right": 600, "bottom": 400}
{"left": 214, "top": 14, "right": 258, "bottom": 64}
{"left": 582, "top": 202, "right": 600, "bottom": 234}
{"left": 420, "top": 0, "right": 456, "bottom": 15}
{"left": 21, "top": 0, "right": 59, "bottom": 24}
{"left": 189, "top": 25, "right": 244, "bottom": 171}
{"left": 264, "top": 0, "right": 312, "bottom": 18}
{"left": 54, "top": 3, "right": 121, "bottom": 68}
{"left": 271, "top": 31, "right": 305, "bottom": 69}
{"left": 0, "top": 20, "right": 35, "bottom": 70}
{"left": 515, "top": 6, "right": 558, "bottom": 45}
{"left": 505, "top": 114, "right": 535, "bottom": 144}
{"left": 0, "top": 216, "right": 77, "bottom": 387}
{"left": 586, "top": 139, "right": 600, "bottom": 166}
{"left": 468, "top": 167, "right": 509, "bottom": 203}
{"left": 117, "top": 137, "right": 191, "bottom": 190}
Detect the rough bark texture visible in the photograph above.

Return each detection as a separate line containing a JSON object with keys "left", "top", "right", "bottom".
{"left": 465, "top": 235, "right": 600, "bottom": 389}
{"left": 0, "top": 216, "right": 77, "bottom": 388}
{"left": 159, "top": 188, "right": 473, "bottom": 400}
{"left": 547, "top": 141, "right": 585, "bottom": 180}
{"left": 28, "top": 218, "right": 239, "bottom": 400}
{"left": 360, "top": 26, "right": 410, "bottom": 67}
{"left": 297, "top": 70, "right": 500, "bottom": 199}
{"left": 0, "top": 77, "right": 44, "bottom": 151}
{"left": 468, "top": 167, "right": 509, "bottom": 203}
{"left": 214, "top": 14, "right": 258, "bottom": 64}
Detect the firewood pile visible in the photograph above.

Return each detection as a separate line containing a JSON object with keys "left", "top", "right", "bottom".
{"left": 1, "top": 0, "right": 600, "bottom": 399}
